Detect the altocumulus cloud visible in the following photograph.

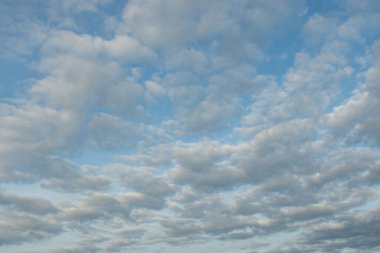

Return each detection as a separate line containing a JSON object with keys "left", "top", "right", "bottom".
{"left": 1, "top": 0, "right": 380, "bottom": 253}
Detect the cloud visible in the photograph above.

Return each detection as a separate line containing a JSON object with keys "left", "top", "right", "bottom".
{"left": 41, "top": 31, "right": 156, "bottom": 63}
{"left": 88, "top": 113, "right": 143, "bottom": 150}
{"left": 0, "top": 193, "right": 59, "bottom": 215}
{"left": 32, "top": 53, "right": 145, "bottom": 112}
{"left": 302, "top": 207, "right": 380, "bottom": 252}
{"left": 40, "top": 159, "right": 110, "bottom": 192}
{"left": 0, "top": 214, "right": 62, "bottom": 246}
{"left": 324, "top": 40, "right": 380, "bottom": 145}
{"left": 0, "top": 1, "right": 49, "bottom": 60}
{"left": 235, "top": 119, "right": 318, "bottom": 185}
{"left": 164, "top": 141, "right": 243, "bottom": 191}
{"left": 107, "top": 164, "right": 176, "bottom": 199}
{"left": 122, "top": 0, "right": 305, "bottom": 54}
{"left": 0, "top": 104, "right": 82, "bottom": 182}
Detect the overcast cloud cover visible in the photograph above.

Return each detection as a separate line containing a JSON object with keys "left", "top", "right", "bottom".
{"left": 1, "top": 0, "right": 380, "bottom": 252}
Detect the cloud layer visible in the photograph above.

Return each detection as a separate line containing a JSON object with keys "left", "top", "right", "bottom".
{"left": 1, "top": 1, "right": 380, "bottom": 252}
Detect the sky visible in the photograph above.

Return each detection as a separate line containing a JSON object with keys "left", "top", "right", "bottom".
{"left": 0, "top": 0, "right": 380, "bottom": 252}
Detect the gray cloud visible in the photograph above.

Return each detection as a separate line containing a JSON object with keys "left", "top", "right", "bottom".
{"left": 0, "top": 104, "right": 82, "bottom": 182}
{"left": 324, "top": 41, "right": 380, "bottom": 145}
{"left": 0, "top": 193, "right": 59, "bottom": 215}
{"left": 88, "top": 113, "right": 143, "bottom": 150}
{"left": 122, "top": 0, "right": 305, "bottom": 53}
{"left": 0, "top": 214, "right": 62, "bottom": 246}
{"left": 40, "top": 158, "right": 110, "bottom": 192}
{"left": 302, "top": 207, "right": 380, "bottom": 252}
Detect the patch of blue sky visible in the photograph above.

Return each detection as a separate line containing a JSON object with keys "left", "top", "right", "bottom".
{"left": 73, "top": 147, "right": 120, "bottom": 167}
{"left": 0, "top": 59, "right": 40, "bottom": 98}
{"left": 306, "top": 0, "right": 343, "bottom": 16}
{"left": 254, "top": 28, "right": 304, "bottom": 78}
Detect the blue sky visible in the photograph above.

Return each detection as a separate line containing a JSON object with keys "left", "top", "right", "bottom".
{"left": 1, "top": 1, "right": 380, "bottom": 252}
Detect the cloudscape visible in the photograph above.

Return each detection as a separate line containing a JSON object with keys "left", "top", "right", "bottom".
{"left": 1, "top": 0, "right": 380, "bottom": 252}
